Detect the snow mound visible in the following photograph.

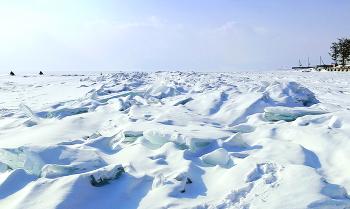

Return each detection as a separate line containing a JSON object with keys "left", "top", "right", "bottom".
{"left": 0, "top": 146, "right": 104, "bottom": 177}
{"left": 152, "top": 173, "right": 166, "bottom": 190}
{"left": 263, "top": 81, "right": 316, "bottom": 107}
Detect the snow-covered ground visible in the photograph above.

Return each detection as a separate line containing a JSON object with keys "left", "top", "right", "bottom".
{"left": 1, "top": 70, "right": 350, "bottom": 208}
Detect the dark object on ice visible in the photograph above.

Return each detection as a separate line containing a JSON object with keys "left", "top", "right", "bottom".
{"left": 175, "top": 174, "right": 192, "bottom": 193}
{"left": 39, "top": 71, "right": 44, "bottom": 75}
{"left": 186, "top": 178, "right": 192, "bottom": 184}
{"left": 179, "top": 178, "right": 192, "bottom": 193}
{"left": 173, "top": 97, "right": 193, "bottom": 106}
{"left": 89, "top": 175, "right": 111, "bottom": 187}
{"left": 10, "top": 71, "right": 15, "bottom": 76}
{"left": 88, "top": 166, "right": 125, "bottom": 187}
{"left": 100, "top": 72, "right": 102, "bottom": 75}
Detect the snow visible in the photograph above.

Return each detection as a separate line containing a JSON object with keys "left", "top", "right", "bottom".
{"left": 1, "top": 71, "right": 350, "bottom": 208}
{"left": 152, "top": 172, "right": 166, "bottom": 190}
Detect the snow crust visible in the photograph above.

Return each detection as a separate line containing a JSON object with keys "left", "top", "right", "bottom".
{"left": 1, "top": 71, "right": 350, "bottom": 208}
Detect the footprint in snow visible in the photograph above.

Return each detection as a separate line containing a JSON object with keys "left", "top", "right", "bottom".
{"left": 245, "top": 163, "right": 281, "bottom": 184}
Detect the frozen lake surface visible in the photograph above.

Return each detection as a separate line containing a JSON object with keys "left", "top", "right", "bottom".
{"left": 1, "top": 70, "right": 350, "bottom": 208}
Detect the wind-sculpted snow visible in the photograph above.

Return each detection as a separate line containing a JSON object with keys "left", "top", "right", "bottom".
{"left": 1, "top": 71, "right": 350, "bottom": 208}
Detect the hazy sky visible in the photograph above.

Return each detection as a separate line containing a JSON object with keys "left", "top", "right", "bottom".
{"left": 0, "top": 0, "right": 349, "bottom": 73}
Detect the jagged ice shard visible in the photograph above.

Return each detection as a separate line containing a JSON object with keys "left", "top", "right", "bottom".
{"left": 23, "top": 149, "right": 46, "bottom": 176}
{"left": 0, "top": 147, "right": 45, "bottom": 176}
{"left": 19, "top": 103, "right": 38, "bottom": 119}
{"left": 108, "top": 130, "right": 125, "bottom": 150}
{"left": 40, "top": 159, "right": 102, "bottom": 178}
{"left": 144, "top": 78, "right": 179, "bottom": 99}
{"left": 224, "top": 132, "right": 245, "bottom": 147}
{"left": 0, "top": 148, "right": 25, "bottom": 171}
{"left": 201, "top": 148, "right": 230, "bottom": 167}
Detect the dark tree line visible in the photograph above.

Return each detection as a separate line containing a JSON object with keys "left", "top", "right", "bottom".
{"left": 329, "top": 37, "right": 350, "bottom": 66}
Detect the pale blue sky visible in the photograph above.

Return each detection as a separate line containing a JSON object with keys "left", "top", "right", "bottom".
{"left": 0, "top": 0, "right": 349, "bottom": 72}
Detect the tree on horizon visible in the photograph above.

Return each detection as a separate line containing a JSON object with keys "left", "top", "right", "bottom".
{"left": 329, "top": 37, "right": 350, "bottom": 66}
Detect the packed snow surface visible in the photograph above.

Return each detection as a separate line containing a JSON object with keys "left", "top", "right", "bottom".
{"left": 1, "top": 71, "right": 350, "bottom": 208}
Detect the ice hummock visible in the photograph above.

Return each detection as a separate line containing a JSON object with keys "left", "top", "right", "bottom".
{"left": 133, "top": 95, "right": 148, "bottom": 105}
{"left": 143, "top": 130, "right": 170, "bottom": 146}
{"left": 23, "top": 149, "right": 46, "bottom": 176}
{"left": 0, "top": 148, "right": 26, "bottom": 171}
{"left": 40, "top": 159, "right": 102, "bottom": 178}
{"left": 85, "top": 84, "right": 107, "bottom": 100}
{"left": 108, "top": 130, "right": 143, "bottom": 150}
{"left": 108, "top": 130, "right": 125, "bottom": 150}
{"left": 99, "top": 92, "right": 140, "bottom": 104}
{"left": 40, "top": 164, "right": 80, "bottom": 178}
{"left": 143, "top": 130, "right": 211, "bottom": 152}
{"left": 144, "top": 78, "right": 179, "bottom": 99}
{"left": 201, "top": 148, "right": 230, "bottom": 167}
{"left": 0, "top": 146, "right": 105, "bottom": 177}
{"left": 223, "top": 132, "right": 245, "bottom": 147}
{"left": 81, "top": 164, "right": 125, "bottom": 187}
{"left": 230, "top": 124, "right": 256, "bottom": 133}
{"left": 108, "top": 98, "right": 131, "bottom": 111}
{"left": 264, "top": 106, "right": 328, "bottom": 122}
{"left": 262, "top": 81, "right": 317, "bottom": 107}
{"left": 0, "top": 147, "right": 44, "bottom": 176}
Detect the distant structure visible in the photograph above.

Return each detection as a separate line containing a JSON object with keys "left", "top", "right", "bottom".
{"left": 292, "top": 59, "right": 312, "bottom": 70}
{"left": 10, "top": 71, "right": 15, "bottom": 76}
{"left": 292, "top": 56, "right": 332, "bottom": 71}
{"left": 316, "top": 56, "right": 333, "bottom": 69}
{"left": 323, "top": 66, "right": 350, "bottom": 72}
{"left": 39, "top": 71, "right": 44, "bottom": 75}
